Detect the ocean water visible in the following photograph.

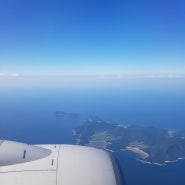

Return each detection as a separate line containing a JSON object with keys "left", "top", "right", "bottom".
{"left": 0, "top": 85, "right": 185, "bottom": 185}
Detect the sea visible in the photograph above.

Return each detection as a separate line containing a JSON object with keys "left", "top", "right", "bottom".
{"left": 0, "top": 83, "right": 185, "bottom": 185}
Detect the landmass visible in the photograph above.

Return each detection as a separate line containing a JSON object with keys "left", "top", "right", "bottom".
{"left": 73, "top": 116, "right": 185, "bottom": 165}
{"left": 54, "top": 111, "right": 79, "bottom": 119}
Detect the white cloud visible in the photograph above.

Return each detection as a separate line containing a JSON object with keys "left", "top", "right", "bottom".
{"left": 1, "top": 72, "right": 184, "bottom": 80}
{"left": 137, "top": 74, "right": 185, "bottom": 79}
{"left": 9, "top": 73, "right": 20, "bottom": 77}
{"left": 0, "top": 73, "right": 21, "bottom": 77}
{"left": 0, "top": 73, "right": 5, "bottom": 77}
{"left": 89, "top": 73, "right": 185, "bottom": 80}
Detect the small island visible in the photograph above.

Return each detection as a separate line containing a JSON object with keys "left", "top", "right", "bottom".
{"left": 73, "top": 116, "right": 185, "bottom": 165}
{"left": 54, "top": 111, "right": 79, "bottom": 119}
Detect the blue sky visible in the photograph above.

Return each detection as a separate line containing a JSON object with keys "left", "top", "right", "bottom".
{"left": 0, "top": 0, "right": 185, "bottom": 78}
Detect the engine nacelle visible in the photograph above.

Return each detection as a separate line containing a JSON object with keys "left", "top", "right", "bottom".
{"left": 0, "top": 140, "right": 124, "bottom": 185}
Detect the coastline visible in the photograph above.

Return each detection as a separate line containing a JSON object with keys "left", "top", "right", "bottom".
{"left": 125, "top": 146, "right": 149, "bottom": 158}
{"left": 73, "top": 129, "right": 80, "bottom": 144}
{"left": 124, "top": 146, "right": 185, "bottom": 165}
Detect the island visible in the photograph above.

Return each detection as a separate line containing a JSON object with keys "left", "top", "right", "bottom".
{"left": 73, "top": 116, "right": 185, "bottom": 165}
{"left": 54, "top": 111, "right": 79, "bottom": 119}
